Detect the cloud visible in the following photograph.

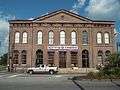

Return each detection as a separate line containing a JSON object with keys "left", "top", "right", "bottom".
{"left": 70, "top": 0, "right": 86, "bottom": 14}
{"left": 0, "top": 11, "right": 15, "bottom": 55}
{"left": 28, "top": 17, "right": 34, "bottom": 20}
{"left": 85, "top": 0, "right": 120, "bottom": 20}
{"left": 71, "top": 0, "right": 120, "bottom": 20}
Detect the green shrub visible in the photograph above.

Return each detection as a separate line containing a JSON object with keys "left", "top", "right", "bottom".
{"left": 87, "top": 72, "right": 96, "bottom": 80}
{"left": 0, "top": 65, "right": 6, "bottom": 71}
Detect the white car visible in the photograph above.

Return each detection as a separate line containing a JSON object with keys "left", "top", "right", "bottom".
{"left": 27, "top": 65, "right": 58, "bottom": 74}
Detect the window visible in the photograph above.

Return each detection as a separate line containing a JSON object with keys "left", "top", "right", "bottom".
{"left": 71, "top": 31, "right": 76, "bottom": 45}
{"left": 60, "top": 31, "right": 65, "bottom": 44}
{"left": 48, "top": 52, "right": 54, "bottom": 66}
{"left": 36, "top": 49, "right": 43, "bottom": 66}
{"left": 15, "top": 32, "right": 20, "bottom": 43}
{"left": 82, "top": 50, "right": 89, "bottom": 68}
{"left": 97, "top": 50, "right": 103, "bottom": 65}
{"left": 82, "top": 31, "right": 88, "bottom": 45}
{"left": 21, "top": 50, "right": 27, "bottom": 64}
{"left": 37, "top": 31, "right": 42, "bottom": 44}
{"left": 71, "top": 52, "right": 78, "bottom": 67}
{"left": 97, "top": 32, "right": 102, "bottom": 44}
{"left": 105, "top": 50, "right": 111, "bottom": 57}
{"left": 13, "top": 50, "right": 19, "bottom": 64}
{"left": 105, "top": 50, "right": 111, "bottom": 63}
{"left": 49, "top": 31, "right": 54, "bottom": 44}
{"left": 104, "top": 33, "right": 109, "bottom": 44}
{"left": 22, "top": 32, "right": 27, "bottom": 43}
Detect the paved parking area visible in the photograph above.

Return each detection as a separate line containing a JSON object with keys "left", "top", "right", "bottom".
{"left": 0, "top": 71, "right": 120, "bottom": 90}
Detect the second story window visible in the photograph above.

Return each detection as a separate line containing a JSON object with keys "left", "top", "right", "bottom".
{"left": 15, "top": 32, "right": 20, "bottom": 43}
{"left": 37, "top": 31, "right": 42, "bottom": 44}
{"left": 60, "top": 31, "right": 65, "bottom": 45}
{"left": 82, "top": 31, "right": 88, "bottom": 45}
{"left": 97, "top": 32, "right": 102, "bottom": 44}
{"left": 22, "top": 32, "right": 27, "bottom": 43}
{"left": 49, "top": 31, "right": 54, "bottom": 45}
{"left": 71, "top": 31, "right": 76, "bottom": 45}
{"left": 104, "top": 33, "right": 109, "bottom": 44}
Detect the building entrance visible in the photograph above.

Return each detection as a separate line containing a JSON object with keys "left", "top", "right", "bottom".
{"left": 36, "top": 49, "right": 43, "bottom": 66}
{"left": 59, "top": 51, "right": 66, "bottom": 68}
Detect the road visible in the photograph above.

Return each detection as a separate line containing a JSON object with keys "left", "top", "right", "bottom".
{"left": 0, "top": 71, "right": 120, "bottom": 90}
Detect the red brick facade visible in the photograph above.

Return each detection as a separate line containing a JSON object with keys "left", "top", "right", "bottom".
{"left": 8, "top": 10, "right": 115, "bottom": 69}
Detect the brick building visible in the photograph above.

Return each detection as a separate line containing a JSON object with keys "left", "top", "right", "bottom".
{"left": 8, "top": 9, "right": 115, "bottom": 69}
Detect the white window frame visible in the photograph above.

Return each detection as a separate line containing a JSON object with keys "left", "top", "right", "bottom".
{"left": 38, "top": 31, "right": 42, "bottom": 44}
{"left": 71, "top": 31, "right": 76, "bottom": 45}
{"left": 22, "top": 32, "right": 27, "bottom": 43}
{"left": 49, "top": 31, "right": 54, "bottom": 45}
{"left": 104, "top": 33, "right": 109, "bottom": 44}
{"left": 97, "top": 32, "right": 102, "bottom": 44}
{"left": 60, "top": 31, "right": 65, "bottom": 45}
{"left": 15, "top": 32, "right": 20, "bottom": 43}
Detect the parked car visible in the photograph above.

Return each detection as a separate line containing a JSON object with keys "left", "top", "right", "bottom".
{"left": 27, "top": 64, "right": 58, "bottom": 74}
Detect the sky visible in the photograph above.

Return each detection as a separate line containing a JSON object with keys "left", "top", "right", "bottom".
{"left": 0, "top": 0, "right": 120, "bottom": 55}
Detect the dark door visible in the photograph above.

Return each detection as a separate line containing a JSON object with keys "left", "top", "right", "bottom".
{"left": 59, "top": 51, "right": 66, "bottom": 68}
{"left": 36, "top": 49, "right": 43, "bottom": 67}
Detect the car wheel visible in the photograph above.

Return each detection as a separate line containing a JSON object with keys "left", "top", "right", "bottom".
{"left": 49, "top": 70, "right": 54, "bottom": 75}
{"left": 29, "top": 70, "right": 33, "bottom": 74}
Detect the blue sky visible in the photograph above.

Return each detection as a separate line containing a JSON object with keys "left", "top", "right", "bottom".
{"left": 0, "top": 0, "right": 120, "bottom": 55}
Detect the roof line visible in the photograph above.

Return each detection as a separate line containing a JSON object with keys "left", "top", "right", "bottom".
{"left": 9, "top": 9, "right": 115, "bottom": 22}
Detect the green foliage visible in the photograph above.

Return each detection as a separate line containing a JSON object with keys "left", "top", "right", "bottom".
{"left": 0, "top": 53, "right": 8, "bottom": 66}
{"left": 86, "top": 53, "right": 120, "bottom": 80}
{"left": 106, "top": 53, "right": 120, "bottom": 68}
{"left": 87, "top": 72, "right": 95, "bottom": 80}
{"left": 0, "top": 65, "right": 6, "bottom": 71}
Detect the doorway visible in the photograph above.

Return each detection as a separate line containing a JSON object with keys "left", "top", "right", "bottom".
{"left": 36, "top": 49, "right": 43, "bottom": 66}
{"left": 59, "top": 51, "right": 66, "bottom": 68}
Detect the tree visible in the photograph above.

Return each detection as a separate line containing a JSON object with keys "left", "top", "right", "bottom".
{"left": 0, "top": 53, "right": 8, "bottom": 66}
{"left": 106, "top": 53, "right": 120, "bottom": 68}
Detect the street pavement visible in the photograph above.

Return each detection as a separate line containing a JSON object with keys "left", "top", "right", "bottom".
{"left": 0, "top": 71, "right": 120, "bottom": 90}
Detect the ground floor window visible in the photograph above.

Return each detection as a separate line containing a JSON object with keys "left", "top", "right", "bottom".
{"left": 48, "top": 52, "right": 54, "bottom": 66}
{"left": 36, "top": 49, "right": 43, "bottom": 66}
{"left": 21, "top": 50, "right": 27, "bottom": 64}
{"left": 13, "top": 50, "right": 19, "bottom": 64}
{"left": 71, "top": 51, "right": 78, "bottom": 67}
{"left": 82, "top": 50, "right": 89, "bottom": 68}
{"left": 97, "top": 50, "right": 103, "bottom": 65}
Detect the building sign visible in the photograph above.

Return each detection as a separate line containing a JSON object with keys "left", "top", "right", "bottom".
{"left": 48, "top": 46, "right": 78, "bottom": 50}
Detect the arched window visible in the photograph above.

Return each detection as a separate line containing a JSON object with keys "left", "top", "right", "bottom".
{"left": 82, "top": 31, "right": 88, "bottom": 45}
{"left": 49, "top": 31, "right": 54, "bottom": 45}
{"left": 105, "top": 50, "right": 111, "bottom": 57}
{"left": 21, "top": 50, "right": 27, "bottom": 64}
{"left": 105, "top": 50, "right": 111, "bottom": 62}
{"left": 97, "top": 32, "right": 102, "bottom": 44}
{"left": 15, "top": 32, "right": 20, "bottom": 43}
{"left": 71, "top": 31, "right": 76, "bottom": 45}
{"left": 22, "top": 32, "right": 27, "bottom": 43}
{"left": 82, "top": 50, "right": 89, "bottom": 68}
{"left": 60, "top": 31, "right": 65, "bottom": 45}
{"left": 104, "top": 33, "right": 110, "bottom": 44}
{"left": 13, "top": 50, "right": 19, "bottom": 64}
{"left": 97, "top": 50, "right": 103, "bottom": 65}
{"left": 37, "top": 31, "right": 42, "bottom": 44}
{"left": 36, "top": 49, "right": 43, "bottom": 66}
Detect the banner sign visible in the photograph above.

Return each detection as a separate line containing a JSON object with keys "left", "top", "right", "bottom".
{"left": 48, "top": 46, "right": 78, "bottom": 50}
